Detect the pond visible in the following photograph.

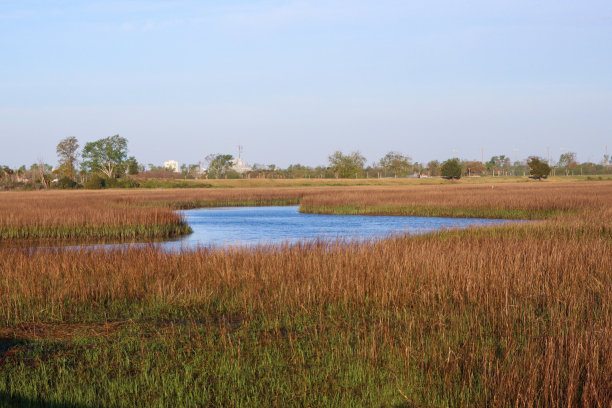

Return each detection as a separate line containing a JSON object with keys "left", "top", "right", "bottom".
{"left": 154, "top": 206, "right": 519, "bottom": 251}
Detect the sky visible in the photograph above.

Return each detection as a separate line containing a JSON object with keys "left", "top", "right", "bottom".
{"left": 1, "top": 0, "right": 611, "bottom": 168}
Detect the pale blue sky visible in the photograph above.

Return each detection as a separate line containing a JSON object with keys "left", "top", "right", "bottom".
{"left": 1, "top": 0, "right": 611, "bottom": 168}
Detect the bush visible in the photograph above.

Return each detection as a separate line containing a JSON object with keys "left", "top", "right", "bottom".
{"left": 56, "top": 176, "right": 81, "bottom": 189}
{"left": 114, "top": 178, "right": 140, "bottom": 188}
{"left": 84, "top": 175, "right": 106, "bottom": 189}
{"left": 527, "top": 157, "right": 551, "bottom": 180}
{"left": 441, "top": 158, "right": 462, "bottom": 179}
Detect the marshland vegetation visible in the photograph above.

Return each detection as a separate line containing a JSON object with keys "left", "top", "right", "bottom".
{"left": 0, "top": 180, "right": 611, "bottom": 406}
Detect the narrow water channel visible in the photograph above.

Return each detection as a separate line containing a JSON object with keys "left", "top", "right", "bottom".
{"left": 156, "top": 206, "right": 520, "bottom": 251}
{"left": 20, "top": 206, "right": 523, "bottom": 252}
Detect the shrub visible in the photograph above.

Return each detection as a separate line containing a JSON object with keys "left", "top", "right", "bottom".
{"left": 114, "top": 178, "right": 140, "bottom": 188}
{"left": 527, "top": 157, "right": 551, "bottom": 180}
{"left": 84, "top": 175, "right": 106, "bottom": 189}
{"left": 56, "top": 176, "right": 81, "bottom": 189}
{"left": 441, "top": 158, "right": 463, "bottom": 179}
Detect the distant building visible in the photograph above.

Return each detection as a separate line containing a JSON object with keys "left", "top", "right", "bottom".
{"left": 163, "top": 160, "right": 179, "bottom": 173}
{"left": 231, "top": 157, "right": 251, "bottom": 174}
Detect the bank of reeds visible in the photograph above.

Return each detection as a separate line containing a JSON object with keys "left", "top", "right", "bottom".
{"left": 1, "top": 214, "right": 610, "bottom": 406}
{"left": 299, "top": 182, "right": 612, "bottom": 219}
{"left": 0, "top": 188, "right": 306, "bottom": 242}
{"left": 2, "top": 182, "right": 611, "bottom": 243}
{"left": 0, "top": 181, "right": 611, "bottom": 406}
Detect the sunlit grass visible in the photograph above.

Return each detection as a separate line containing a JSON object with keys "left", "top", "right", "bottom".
{"left": 0, "top": 181, "right": 611, "bottom": 406}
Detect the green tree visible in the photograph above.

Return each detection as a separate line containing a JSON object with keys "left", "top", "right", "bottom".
{"left": 558, "top": 152, "right": 577, "bottom": 176}
{"left": 379, "top": 151, "right": 412, "bottom": 177}
{"left": 486, "top": 155, "right": 511, "bottom": 176}
{"left": 81, "top": 135, "right": 128, "bottom": 179}
{"left": 125, "top": 156, "right": 140, "bottom": 175}
{"left": 328, "top": 151, "right": 366, "bottom": 178}
{"left": 205, "top": 154, "right": 234, "bottom": 178}
{"left": 440, "top": 158, "right": 463, "bottom": 179}
{"left": 427, "top": 160, "right": 441, "bottom": 176}
{"left": 0, "top": 166, "right": 13, "bottom": 182}
{"left": 527, "top": 156, "right": 551, "bottom": 180}
{"left": 56, "top": 136, "right": 80, "bottom": 179}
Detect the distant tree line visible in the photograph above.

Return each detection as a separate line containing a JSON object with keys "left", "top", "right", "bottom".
{"left": 1, "top": 141, "right": 611, "bottom": 190}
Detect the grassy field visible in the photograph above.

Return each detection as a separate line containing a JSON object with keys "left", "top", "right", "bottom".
{"left": 0, "top": 180, "right": 611, "bottom": 407}
{"left": 1, "top": 178, "right": 609, "bottom": 243}
{"left": 129, "top": 174, "right": 612, "bottom": 189}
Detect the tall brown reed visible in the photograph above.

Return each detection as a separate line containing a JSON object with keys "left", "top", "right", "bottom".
{"left": 1, "top": 216, "right": 610, "bottom": 405}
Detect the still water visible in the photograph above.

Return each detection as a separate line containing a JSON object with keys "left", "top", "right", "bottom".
{"left": 155, "top": 206, "right": 518, "bottom": 251}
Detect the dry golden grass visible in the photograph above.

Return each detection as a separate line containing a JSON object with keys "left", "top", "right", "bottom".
{"left": 0, "top": 181, "right": 611, "bottom": 406}
{"left": 2, "top": 181, "right": 610, "bottom": 243}
{"left": 1, "top": 217, "right": 610, "bottom": 405}
{"left": 300, "top": 181, "right": 612, "bottom": 219}
{"left": 0, "top": 188, "right": 306, "bottom": 241}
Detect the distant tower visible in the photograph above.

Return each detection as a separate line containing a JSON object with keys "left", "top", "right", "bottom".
{"left": 238, "top": 145, "right": 243, "bottom": 159}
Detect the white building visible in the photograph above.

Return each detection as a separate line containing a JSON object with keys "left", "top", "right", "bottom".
{"left": 163, "top": 160, "right": 179, "bottom": 172}
{"left": 231, "top": 157, "right": 251, "bottom": 174}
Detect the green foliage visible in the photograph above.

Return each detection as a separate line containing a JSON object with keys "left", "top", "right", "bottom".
{"left": 205, "top": 154, "right": 234, "bottom": 178}
{"left": 328, "top": 151, "right": 366, "bottom": 178}
{"left": 56, "top": 136, "right": 79, "bottom": 179}
{"left": 527, "top": 157, "right": 551, "bottom": 179}
{"left": 125, "top": 156, "right": 141, "bottom": 175}
{"left": 441, "top": 158, "right": 463, "bottom": 179}
{"left": 106, "top": 177, "right": 141, "bottom": 189}
{"left": 84, "top": 174, "right": 107, "bottom": 189}
{"left": 81, "top": 135, "right": 128, "bottom": 179}
{"left": 55, "top": 176, "right": 81, "bottom": 189}
{"left": 558, "top": 152, "right": 578, "bottom": 175}
{"left": 427, "top": 160, "right": 441, "bottom": 176}
{"left": 378, "top": 151, "right": 412, "bottom": 177}
{"left": 141, "top": 180, "right": 212, "bottom": 189}
{"left": 486, "top": 155, "right": 511, "bottom": 175}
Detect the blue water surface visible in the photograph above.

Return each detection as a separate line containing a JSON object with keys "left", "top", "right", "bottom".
{"left": 158, "top": 206, "right": 519, "bottom": 251}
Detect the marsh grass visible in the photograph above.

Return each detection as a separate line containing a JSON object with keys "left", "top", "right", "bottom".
{"left": 0, "top": 188, "right": 306, "bottom": 243}
{"left": 0, "top": 181, "right": 611, "bottom": 406}
{"left": 299, "top": 182, "right": 610, "bottom": 219}
{"left": 2, "top": 182, "right": 609, "bottom": 244}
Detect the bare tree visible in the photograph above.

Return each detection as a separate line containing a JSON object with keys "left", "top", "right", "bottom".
{"left": 37, "top": 157, "right": 50, "bottom": 188}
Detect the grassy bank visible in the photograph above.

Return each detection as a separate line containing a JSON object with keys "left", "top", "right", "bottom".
{"left": 0, "top": 188, "right": 307, "bottom": 243}
{"left": 2, "top": 181, "right": 609, "bottom": 244}
{"left": 298, "top": 182, "right": 609, "bottom": 219}
{"left": 1, "top": 214, "right": 610, "bottom": 406}
{"left": 128, "top": 174, "right": 612, "bottom": 189}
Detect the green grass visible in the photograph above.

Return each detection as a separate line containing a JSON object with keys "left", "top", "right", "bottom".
{"left": 151, "top": 197, "right": 302, "bottom": 210}
{"left": 0, "top": 298, "right": 516, "bottom": 407}
{"left": 0, "top": 223, "right": 192, "bottom": 241}
{"left": 298, "top": 203, "right": 568, "bottom": 220}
